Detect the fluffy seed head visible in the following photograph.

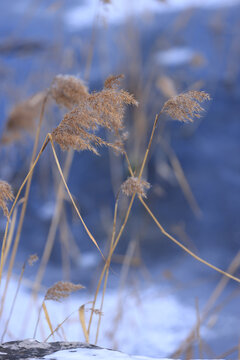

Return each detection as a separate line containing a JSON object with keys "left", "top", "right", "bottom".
{"left": 0, "top": 180, "right": 14, "bottom": 217}
{"left": 162, "top": 90, "right": 211, "bottom": 122}
{"left": 44, "top": 281, "right": 84, "bottom": 302}
{"left": 121, "top": 176, "right": 150, "bottom": 198}
{"left": 52, "top": 74, "right": 137, "bottom": 154}
{"left": 28, "top": 254, "right": 39, "bottom": 266}
{"left": 1, "top": 92, "right": 45, "bottom": 144}
{"left": 50, "top": 75, "right": 89, "bottom": 109}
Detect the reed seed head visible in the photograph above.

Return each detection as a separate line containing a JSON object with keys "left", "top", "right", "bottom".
{"left": 1, "top": 92, "right": 45, "bottom": 144}
{"left": 162, "top": 90, "right": 211, "bottom": 122}
{"left": 52, "top": 74, "right": 137, "bottom": 154}
{"left": 28, "top": 254, "right": 39, "bottom": 266}
{"left": 0, "top": 180, "right": 14, "bottom": 217}
{"left": 121, "top": 176, "right": 150, "bottom": 198}
{"left": 50, "top": 75, "right": 89, "bottom": 110}
{"left": 44, "top": 281, "right": 84, "bottom": 302}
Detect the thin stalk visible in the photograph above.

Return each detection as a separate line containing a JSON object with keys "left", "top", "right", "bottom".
{"left": 0, "top": 135, "right": 50, "bottom": 318}
{"left": 88, "top": 114, "right": 160, "bottom": 335}
{"left": 94, "top": 195, "right": 119, "bottom": 344}
{"left": 171, "top": 251, "right": 240, "bottom": 357}
{"left": 1, "top": 262, "right": 26, "bottom": 342}
{"left": 48, "top": 134, "right": 104, "bottom": 258}
{"left": 138, "top": 113, "right": 160, "bottom": 180}
{"left": 44, "top": 309, "right": 76, "bottom": 342}
{"left": 42, "top": 301, "right": 54, "bottom": 339}
{"left": 32, "top": 149, "right": 74, "bottom": 297}
{"left": 33, "top": 303, "right": 43, "bottom": 339}
{"left": 0, "top": 94, "right": 48, "bottom": 286}
{"left": 139, "top": 196, "right": 240, "bottom": 284}
{"left": 160, "top": 137, "right": 201, "bottom": 216}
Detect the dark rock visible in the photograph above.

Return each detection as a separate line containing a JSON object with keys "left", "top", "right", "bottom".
{"left": 0, "top": 339, "right": 99, "bottom": 360}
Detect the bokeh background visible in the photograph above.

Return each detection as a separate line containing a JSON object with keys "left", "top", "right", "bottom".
{"left": 0, "top": 0, "right": 240, "bottom": 358}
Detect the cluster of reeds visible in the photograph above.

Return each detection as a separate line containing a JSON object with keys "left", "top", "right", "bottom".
{"left": 0, "top": 71, "right": 240, "bottom": 358}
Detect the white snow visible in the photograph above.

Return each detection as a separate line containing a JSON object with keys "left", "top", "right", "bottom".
{"left": 155, "top": 47, "right": 195, "bottom": 66}
{"left": 0, "top": 275, "right": 199, "bottom": 358}
{"left": 65, "top": 0, "right": 240, "bottom": 30}
{"left": 42, "top": 347, "right": 167, "bottom": 360}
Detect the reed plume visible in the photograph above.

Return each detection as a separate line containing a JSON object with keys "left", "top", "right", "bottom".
{"left": 162, "top": 90, "right": 210, "bottom": 122}
{"left": 0, "top": 180, "right": 14, "bottom": 217}
{"left": 44, "top": 281, "right": 84, "bottom": 302}
{"left": 51, "top": 74, "right": 138, "bottom": 154}
{"left": 121, "top": 176, "right": 150, "bottom": 198}
{"left": 28, "top": 254, "right": 38, "bottom": 266}
{"left": 50, "top": 75, "right": 89, "bottom": 110}
{"left": 1, "top": 92, "right": 46, "bottom": 144}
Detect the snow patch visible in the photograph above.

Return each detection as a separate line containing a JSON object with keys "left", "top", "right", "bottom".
{"left": 156, "top": 47, "right": 195, "bottom": 66}
{"left": 0, "top": 276, "right": 197, "bottom": 358}
{"left": 65, "top": 0, "right": 240, "bottom": 30}
{"left": 43, "top": 347, "right": 166, "bottom": 360}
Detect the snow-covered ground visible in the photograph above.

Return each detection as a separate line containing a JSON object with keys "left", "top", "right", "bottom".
{"left": 0, "top": 275, "right": 198, "bottom": 358}
{"left": 65, "top": 0, "right": 240, "bottom": 30}
{"left": 42, "top": 347, "right": 169, "bottom": 360}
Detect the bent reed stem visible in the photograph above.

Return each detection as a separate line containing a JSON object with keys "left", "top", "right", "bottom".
{"left": 123, "top": 115, "right": 240, "bottom": 285}
{"left": 139, "top": 196, "right": 240, "bottom": 284}
{"left": 48, "top": 134, "right": 104, "bottom": 259}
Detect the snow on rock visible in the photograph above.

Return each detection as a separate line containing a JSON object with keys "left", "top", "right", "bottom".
{"left": 0, "top": 339, "right": 169, "bottom": 360}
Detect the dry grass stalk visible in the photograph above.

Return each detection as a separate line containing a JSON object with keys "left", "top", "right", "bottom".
{"left": 1, "top": 91, "right": 46, "bottom": 144}
{"left": 121, "top": 176, "right": 150, "bottom": 198}
{"left": 44, "top": 281, "right": 84, "bottom": 302}
{"left": 0, "top": 127, "right": 50, "bottom": 318}
{"left": 0, "top": 180, "right": 14, "bottom": 217}
{"left": 48, "top": 134, "right": 104, "bottom": 258}
{"left": 79, "top": 304, "right": 89, "bottom": 343}
{"left": 171, "top": 251, "right": 240, "bottom": 357}
{"left": 44, "top": 309, "right": 76, "bottom": 342}
{"left": 52, "top": 74, "right": 138, "bottom": 154}
{"left": 50, "top": 75, "right": 88, "bottom": 110}
{"left": 1, "top": 262, "right": 26, "bottom": 342}
{"left": 42, "top": 301, "right": 54, "bottom": 338}
{"left": 162, "top": 90, "right": 210, "bottom": 122}
{"left": 88, "top": 117, "right": 158, "bottom": 336}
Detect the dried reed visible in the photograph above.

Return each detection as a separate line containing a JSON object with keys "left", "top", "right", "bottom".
{"left": 44, "top": 281, "right": 84, "bottom": 302}
{"left": 162, "top": 91, "right": 210, "bottom": 122}
{"left": 121, "top": 176, "right": 150, "bottom": 198}
{"left": 0, "top": 180, "right": 14, "bottom": 218}
{"left": 1, "top": 91, "right": 46, "bottom": 144}
{"left": 52, "top": 74, "right": 138, "bottom": 154}
{"left": 50, "top": 75, "right": 88, "bottom": 110}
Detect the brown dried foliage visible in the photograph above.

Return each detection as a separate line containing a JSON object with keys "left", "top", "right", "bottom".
{"left": 28, "top": 254, "right": 39, "bottom": 266}
{"left": 0, "top": 180, "right": 14, "bottom": 217}
{"left": 1, "top": 92, "right": 45, "bottom": 144}
{"left": 162, "top": 90, "right": 210, "bottom": 123}
{"left": 121, "top": 176, "right": 150, "bottom": 198}
{"left": 50, "top": 75, "right": 89, "bottom": 110}
{"left": 44, "top": 281, "right": 84, "bottom": 302}
{"left": 51, "top": 74, "right": 138, "bottom": 154}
